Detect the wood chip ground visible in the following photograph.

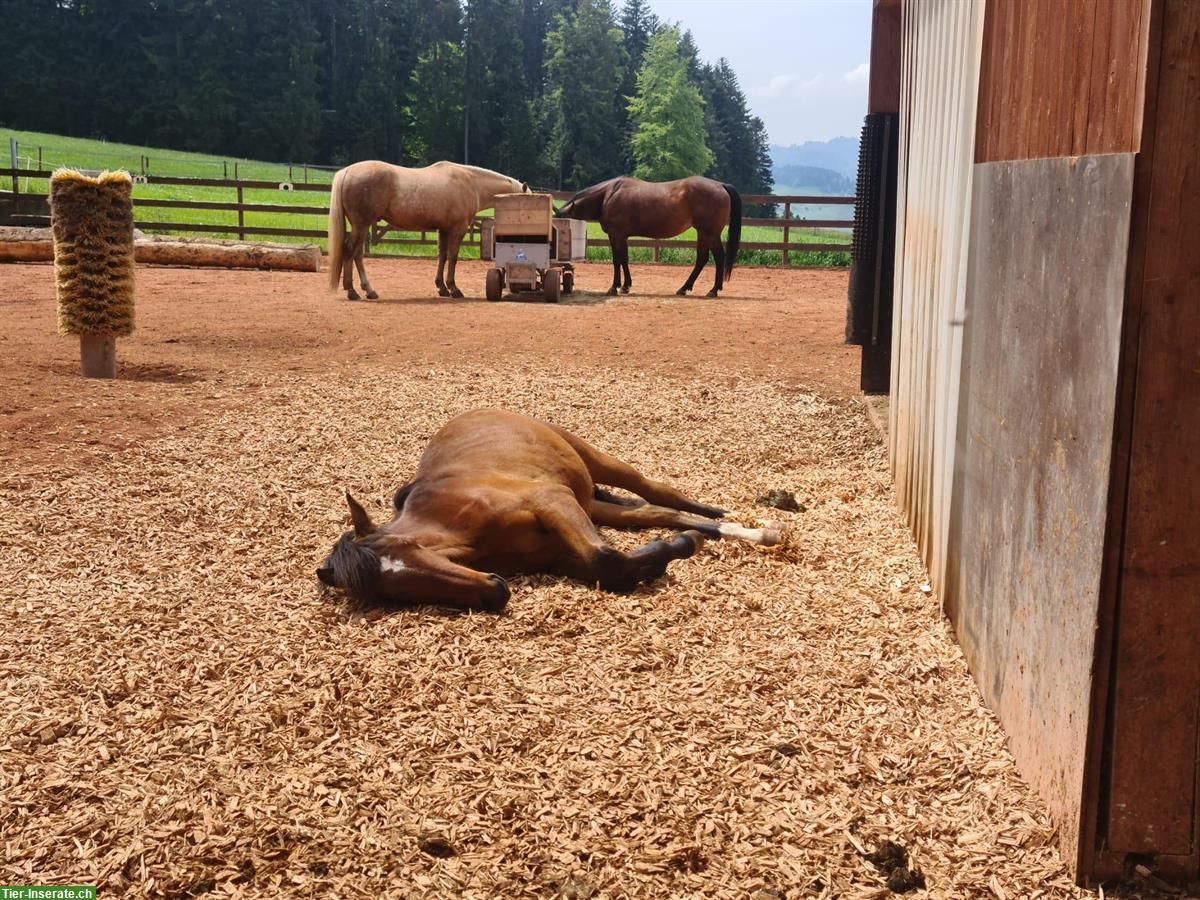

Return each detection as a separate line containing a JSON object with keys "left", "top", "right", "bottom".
{"left": 0, "top": 261, "right": 1173, "bottom": 898}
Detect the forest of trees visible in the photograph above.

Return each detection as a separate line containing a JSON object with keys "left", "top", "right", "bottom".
{"left": 0, "top": 0, "right": 774, "bottom": 201}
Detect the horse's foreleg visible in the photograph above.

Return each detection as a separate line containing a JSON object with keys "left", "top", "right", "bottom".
{"left": 591, "top": 500, "right": 780, "bottom": 546}
{"left": 435, "top": 230, "right": 450, "bottom": 296}
{"left": 534, "top": 487, "right": 703, "bottom": 592}
{"left": 707, "top": 240, "right": 725, "bottom": 298}
{"left": 606, "top": 236, "right": 623, "bottom": 296}
{"left": 444, "top": 230, "right": 467, "bottom": 299}
{"left": 677, "top": 244, "right": 711, "bottom": 296}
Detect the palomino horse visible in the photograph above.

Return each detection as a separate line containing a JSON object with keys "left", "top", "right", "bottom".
{"left": 555, "top": 175, "right": 742, "bottom": 298}
{"left": 327, "top": 161, "right": 528, "bottom": 300}
{"left": 318, "top": 409, "right": 779, "bottom": 612}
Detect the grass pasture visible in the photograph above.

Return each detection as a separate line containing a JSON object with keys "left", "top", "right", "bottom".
{"left": 5, "top": 130, "right": 851, "bottom": 266}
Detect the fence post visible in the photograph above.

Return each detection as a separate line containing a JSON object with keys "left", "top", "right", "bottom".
{"left": 653, "top": 244, "right": 661, "bottom": 263}
{"left": 38, "top": 145, "right": 43, "bottom": 172}
{"left": 237, "top": 185, "right": 245, "bottom": 241}
{"left": 783, "top": 201, "right": 791, "bottom": 266}
{"left": 288, "top": 164, "right": 294, "bottom": 182}
{"left": 9, "top": 137, "right": 18, "bottom": 194}
{"left": 223, "top": 161, "right": 228, "bottom": 180}
{"left": 303, "top": 165, "right": 309, "bottom": 184}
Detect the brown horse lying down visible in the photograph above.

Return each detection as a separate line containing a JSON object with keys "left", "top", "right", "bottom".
{"left": 318, "top": 409, "right": 779, "bottom": 612}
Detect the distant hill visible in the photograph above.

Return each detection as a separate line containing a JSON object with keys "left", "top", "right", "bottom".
{"left": 773, "top": 164, "right": 854, "bottom": 195}
{"left": 770, "top": 136, "right": 860, "bottom": 179}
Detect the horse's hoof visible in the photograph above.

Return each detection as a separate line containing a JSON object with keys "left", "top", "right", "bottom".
{"left": 606, "top": 288, "right": 618, "bottom": 297}
{"left": 675, "top": 287, "right": 689, "bottom": 296}
{"left": 450, "top": 289, "right": 464, "bottom": 299}
{"left": 481, "top": 575, "right": 510, "bottom": 613}
{"left": 673, "top": 530, "right": 705, "bottom": 557}
{"left": 346, "top": 291, "right": 361, "bottom": 301}
{"left": 437, "top": 287, "right": 451, "bottom": 297}
{"left": 366, "top": 290, "right": 379, "bottom": 301}
{"left": 620, "top": 285, "right": 630, "bottom": 295}
{"left": 705, "top": 289, "right": 719, "bottom": 299}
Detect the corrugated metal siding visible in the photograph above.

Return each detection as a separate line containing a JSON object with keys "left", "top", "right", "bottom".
{"left": 890, "top": 0, "right": 985, "bottom": 591}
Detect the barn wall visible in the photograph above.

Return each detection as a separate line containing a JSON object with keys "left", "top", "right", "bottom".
{"left": 945, "top": 154, "right": 1133, "bottom": 862}
{"left": 975, "top": 0, "right": 1150, "bottom": 162}
{"left": 889, "top": 0, "right": 985, "bottom": 589}
{"left": 1086, "top": 0, "right": 1200, "bottom": 878}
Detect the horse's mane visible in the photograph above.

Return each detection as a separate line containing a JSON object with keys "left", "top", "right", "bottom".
{"left": 326, "top": 530, "right": 381, "bottom": 598}
{"left": 566, "top": 177, "right": 621, "bottom": 203}
{"left": 434, "top": 161, "right": 519, "bottom": 182}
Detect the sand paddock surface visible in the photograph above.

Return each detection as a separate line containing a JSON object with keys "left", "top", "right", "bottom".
{"left": 0, "top": 259, "right": 1108, "bottom": 897}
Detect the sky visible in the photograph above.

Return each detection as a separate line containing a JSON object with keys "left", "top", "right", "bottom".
{"left": 645, "top": 0, "right": 873, "bottom": 147}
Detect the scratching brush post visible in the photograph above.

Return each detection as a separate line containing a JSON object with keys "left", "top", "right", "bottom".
{"left": 50, "top": 169, "right": 135, "bottom": 378}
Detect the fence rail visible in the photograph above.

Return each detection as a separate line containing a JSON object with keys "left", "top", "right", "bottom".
{"left": 2, "top": 167, "right": 854, "bottom": 264}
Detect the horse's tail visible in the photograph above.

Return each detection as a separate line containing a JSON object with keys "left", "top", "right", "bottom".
{"left": 326, "top": 168, "right": 346, "bottom": 292}
{"left": 722, "top": 184, "right": 742, "bottom": 281}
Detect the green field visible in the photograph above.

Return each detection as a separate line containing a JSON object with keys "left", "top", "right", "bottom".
{"left": 5, "top": 130, "right": 850, "bottom": 266}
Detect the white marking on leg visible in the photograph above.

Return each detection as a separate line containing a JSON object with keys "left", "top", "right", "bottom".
{"left": 380, "top": 557, "right": 408, "bottom": 573}
{"left": 717, "top": 523, "right": 781, "bottom": 546}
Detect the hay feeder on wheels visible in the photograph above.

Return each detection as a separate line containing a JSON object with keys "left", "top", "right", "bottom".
{"left": 481, "top": 192, "right": 586, "bottom": 302}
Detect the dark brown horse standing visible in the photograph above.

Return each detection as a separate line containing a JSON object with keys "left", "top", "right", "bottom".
{"left": 318, "top": 409, "right": 779, "bottom": 613}
{"left": 555, "top": 175, "right": 742, "bottom": 297}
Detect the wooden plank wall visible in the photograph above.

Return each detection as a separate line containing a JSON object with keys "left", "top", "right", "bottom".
{"left": 889, "top": 0, "right": 985, "bottom": 589}
{"left": 1087, "top": 0, "right": 1200, "bottom": 880}
{"left": 975, "top": 0, "right": 1149, "bottom": 162}
{"left": 947, "top": 154, "right": 1134, "bottom": 871}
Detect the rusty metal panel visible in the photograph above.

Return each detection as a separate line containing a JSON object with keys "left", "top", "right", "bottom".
{"left": 975, "top": 0, "right": 1149, "bottom": 162}
{"left": 946, "top": 153, "right": 1133, "bottom": 862}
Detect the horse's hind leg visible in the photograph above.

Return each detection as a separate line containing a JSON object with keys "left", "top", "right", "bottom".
{"left": 592, "top": 500, "right": 779, "bottom": 546}
{"left": 706, "top": 239, "right": 725, "bottom": 298}
{"left": 444, "top": 229, "right": 467, "bottom": 299}
{"left": 343, "top": 220, "right": 374, "bottom": 300}
{"left": 547, "top": 424, "right": 728, "bottom": 518}
{"left": 534, "top": 487, "right": 703, "bottom": 591}
{"left": 353, "top": 226, "right": 379, "bottom": 300}
{"left": 341, "top": 231, "right": 360, "bottom": 301}
{"left": 677, "top": 243, "right": 711, "bottom": 296}
{"left": 619, "top": 241, "right": 632, "bottom": 294}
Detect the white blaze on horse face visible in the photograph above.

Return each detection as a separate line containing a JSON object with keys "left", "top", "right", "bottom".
{"left": 380, "top": 557, "right": 408, "bottom": 574}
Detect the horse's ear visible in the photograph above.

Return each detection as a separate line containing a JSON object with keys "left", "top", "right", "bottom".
{"left": 316, "top": 566, "right": 337, "bottom": 587}
{"left": 344, "top": 491, "right": 376, "bottom": 538}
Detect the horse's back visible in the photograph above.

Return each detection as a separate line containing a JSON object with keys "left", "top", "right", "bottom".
{"left": 337, "top": 160, "right": 477, "bottom": 229}
{"left": 416, "top": 409, "right": 591, "bottom": 496}
{"left": 603, "top": 175, "right": 727, "bottom": 238}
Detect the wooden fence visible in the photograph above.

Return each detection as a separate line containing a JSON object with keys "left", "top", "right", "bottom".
{"left": 2, "top": 167, "right": 853, "bottom": 264}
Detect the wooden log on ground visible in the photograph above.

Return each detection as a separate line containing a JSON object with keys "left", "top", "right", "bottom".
{"left": 134, "top": 235, "right": 322, "bottom": 272}
{"left": 0, "top": 227, "right": 321, "bottom": 272}
{"left": 0, "top": 226, "right": 54, "bottom": 261}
